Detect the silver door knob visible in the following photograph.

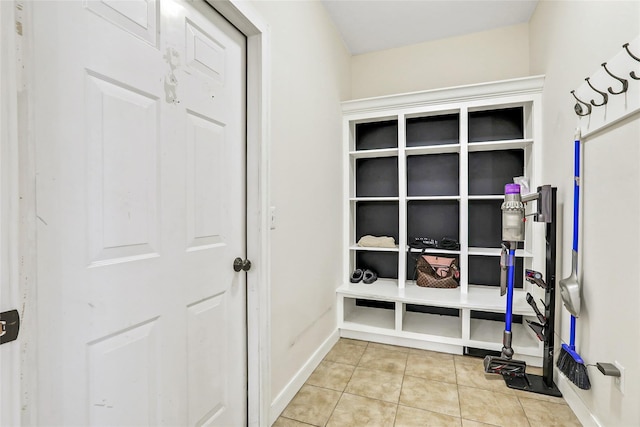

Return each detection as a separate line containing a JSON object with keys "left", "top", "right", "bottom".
{"left": 233, "top": 257, "right": 251, "bottom": 272}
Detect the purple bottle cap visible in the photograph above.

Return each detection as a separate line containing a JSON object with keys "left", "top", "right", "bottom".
{"left": 505, "top": 183, "right": 521, "bottom": 195}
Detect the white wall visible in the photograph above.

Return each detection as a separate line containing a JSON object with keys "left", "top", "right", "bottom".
{"left": 530, "top": 1, "right": 640, "bottom": 426}
{"left": 247, "top": 0, "right": 351, "bottom": 414}
{"left": 351, "top": 23, "right": 530, "bottom": 99}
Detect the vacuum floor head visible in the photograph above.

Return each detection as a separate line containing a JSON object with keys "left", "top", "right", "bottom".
{"left": 483, "top": 355, "right": 527, "bottom": 377}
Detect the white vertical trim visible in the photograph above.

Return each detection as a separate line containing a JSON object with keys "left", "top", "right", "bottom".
{"left": 213, "top": 2, "right": 272, "bottom": 425}
{"left": 459, "top": 107, "right": 469, "bottom": 295}
{"left": 343, "top": 119, "right": 352, "bottom": 283}
{"left": 0, "top": 1, "right": 21, "bottom": 425}
{"left": 531, "top": 94, "right": 545, "bottom": 274}
{"left": 397, "top": 114, "right": 407, "bottom": 289}
{"left": 395, "top": 301, "right": 404, "bottom": 332}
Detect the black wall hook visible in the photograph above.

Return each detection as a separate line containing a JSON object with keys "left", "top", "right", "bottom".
{"left": 571, "top": 90, "right": 592, "bottom": 116}
{"left": 585, "top": 77, "right": 608, "bottom": 106}
{"left": 601, "top": 62, "right": 628, "bottom": 94}
{"left": 623, "top": 43, "right": 640, "bottom": 80}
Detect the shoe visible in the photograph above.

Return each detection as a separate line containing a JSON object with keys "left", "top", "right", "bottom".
{"left": 363, "top": 269, "right": 377, "bottom": 284}
{"left": 350, "top": 269, "right": 364, "bottom": 283}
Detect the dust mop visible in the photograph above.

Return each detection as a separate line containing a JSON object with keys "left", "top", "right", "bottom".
{"left": 557, "top": 131, "right": 591, "bottom": 390}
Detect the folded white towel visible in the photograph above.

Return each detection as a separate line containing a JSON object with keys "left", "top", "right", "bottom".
{"left": 357, "top": 235, "right": 397, "bottom": 248}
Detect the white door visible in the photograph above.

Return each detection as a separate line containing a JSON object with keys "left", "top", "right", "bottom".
{"left": 31, "top": 0, "right": 247, "bottom": 425}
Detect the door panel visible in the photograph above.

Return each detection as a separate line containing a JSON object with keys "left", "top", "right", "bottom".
{"left": 32, "top": 1, "right": 246, "bottom": 425}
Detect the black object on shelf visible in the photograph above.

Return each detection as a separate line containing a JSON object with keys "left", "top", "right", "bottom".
{"left": 502, "top": 186, "right": 562, "bottom": 397}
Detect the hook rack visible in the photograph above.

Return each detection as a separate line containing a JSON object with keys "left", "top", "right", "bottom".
{"left": 585, "top": 77, "right": 608, "bottom": 106}
{"left": 601, "top": 62, "right": 628, "bottom": 94}
{"left": 623, "top": 43, "right": 640, "bottom": 80}
{"left": 571, "top": 39, "right": 640, "bottom": 117}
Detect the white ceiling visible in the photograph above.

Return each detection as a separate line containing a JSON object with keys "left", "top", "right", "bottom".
{"left": 321, "top": 0, "right": 539, "bottom": 55}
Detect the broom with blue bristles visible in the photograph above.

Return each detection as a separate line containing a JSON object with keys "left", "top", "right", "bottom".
{"left": 557, "top": 131, "right": 590, "bottom": 390}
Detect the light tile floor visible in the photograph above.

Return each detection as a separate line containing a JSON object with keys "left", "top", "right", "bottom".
{"left": 274, "top": 338, "right": 582, "bottom": 427}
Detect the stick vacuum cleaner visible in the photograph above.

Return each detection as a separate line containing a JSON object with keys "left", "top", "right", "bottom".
{"left": 483, "top": 183, "right": 528, "bottom": 377}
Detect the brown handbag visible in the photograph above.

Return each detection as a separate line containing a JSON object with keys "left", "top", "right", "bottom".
{"left": 415, "top": 254, "right": 460, "bottom": 289}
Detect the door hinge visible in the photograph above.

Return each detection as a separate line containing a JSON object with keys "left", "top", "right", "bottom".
{"left": 0, "top": 310, "right": 20, "bottom": 345}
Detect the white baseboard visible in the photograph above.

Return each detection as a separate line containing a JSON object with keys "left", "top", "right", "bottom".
{"left": 269, "top": 330, "right": 340, "bottom": 426}
{"left": 556, "top": 371, "right": 602, "bottom": 427}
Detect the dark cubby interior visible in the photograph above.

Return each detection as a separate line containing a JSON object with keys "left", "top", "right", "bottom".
{"left": 355, "top": 251, "right": 398, "bottom": 279}
{"left": 468, "top": 107, "right": 524, "bottom": 143}
{"left": 355, "top": 299, "right": 395, "bottom": 310}
{"left": 407, "top": 154, "right": 459, "bottom": 197}
{"left": 468, "top": 199, "right": 523, "bottom": 249}
{"left": 468, "top": 255, "right": 524, "bottom": 288}
{"left": 407, "top": 201, "right": 459, "bottom": 243}
{"left": 355, "top": 300, "right": 460, "bottom": 318}
{"left": 355, "top": 202, "right": 399, "bottom": 242}
{"left": 406, "top": 305, "right": 460, "bottom": 317}
{"left": 355, "top": 157, "right": 399, "bottom": 197}
{"left": 355, "top": 120, "right": 398, "bottom": 150}
{"left": 406, "top": 114, "right": 459, "bottom": 147}
{"left": 406, "top": 252, "right": 459, "bottom": 281}
{"left": 471, "top": 310, "right": 523, "bottom": 324}
{"left": 468, "top": 150, "right": 524, "bottom": 196}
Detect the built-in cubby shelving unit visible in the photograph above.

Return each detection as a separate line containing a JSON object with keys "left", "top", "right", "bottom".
{"left": 338, "top": 76, "right": 546, "bottom": 364}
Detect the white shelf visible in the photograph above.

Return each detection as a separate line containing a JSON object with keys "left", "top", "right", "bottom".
{"left": 467, "top": 138, "right": 533, "bottom": 152}
{"left": 406, "top": 196, "right": 460, "bottom": 201}
{"left": 405, "top": 144, "right": 460, "bottom": 156}
{"left": 402, "top": 310, "right": 462, "bottom": 339}
{"left": 407, "top": 247, "right": 460, "bottom": 255}
{"left": 468, "top": 247, "right": 533, "bottom": 258}
{"left": 337, "top": 281, "right": 535, "bottom": 316}
{"left": 468, "top": 195, "right": 504, "bottom": 201}
{"left": 350, "top": 197, "right": 399, "bottom": 202}
{"left": 350, "top": 245, "right": 399, "bottom": 252}
{"left": 350, "top": 148, "right": 398, "bottom": 159}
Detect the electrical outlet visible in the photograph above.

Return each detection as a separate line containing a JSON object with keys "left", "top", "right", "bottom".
{"left": 614, "top": 361, "right": 625, "bottom": 394}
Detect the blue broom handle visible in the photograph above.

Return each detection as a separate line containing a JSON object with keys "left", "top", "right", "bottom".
{"left": 571, "top": 137, "right": 580, "bottom": 347}
{"left": 573, "top": 139, "right": 580, "bottom": 252}
{"left": 570, "top": 315, "right": 577, "bottom": 350}
{"left": 505, "top": 248, "right": 516, "bottom": 333}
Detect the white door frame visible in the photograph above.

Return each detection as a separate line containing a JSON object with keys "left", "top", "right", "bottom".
{"left": 0, "top": 0, "right": 272, "bottom": 425}
{"left": 0, "top": 1, "right": 22, "bottom": 425}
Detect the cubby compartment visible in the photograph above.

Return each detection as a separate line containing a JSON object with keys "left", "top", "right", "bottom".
{"left": 406, "top": 114, "right": 459, "bottom": 147}
{"left": 468, "top": 107, "right": 524, "bottom": 143}
{"left": 343, "top": 297, "right": 395, "bottom": 330}
{"left": 407, "top": 200, "right": 459, "bottom": 242}
{"left": 407, "top": 154, "right": 459, "bottom": 197}
{"left": 468, "top": 255, "right": 524, "bottom": 288}
{"left": 355, "top": 251, "right": 398, "bottom": 279}
{"left": 469, "top": 310, "right": 539, "bottom": 351}
{"left": 468, "top": 199, "right": 501, "bottom": 248}
{"left": 355, "top": 157, "right": 399, "bottom": 197}
{"left": 402, "top": 304, "right": 462, "bottom": 338}
{"left": 468, "top": 150, "right": 524, "bottom": 195}
{"left": 406, "top": 252, "right": 460, "bottom": 281}
{"left": 468, "top": 199, "right": 524, "bottom": 249}
{"left": 355, "top": 201, "right": 399, "bottom": 243}
{"left": 355, "top": 120, "right": 398, "bottom": 151}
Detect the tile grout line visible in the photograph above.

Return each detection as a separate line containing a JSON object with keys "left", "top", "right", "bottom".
{"left": 322, "top": 340, "right": 370, "bottom": 426}
{"left": 391, "top": 346, "right": 411, "bottom": 426}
